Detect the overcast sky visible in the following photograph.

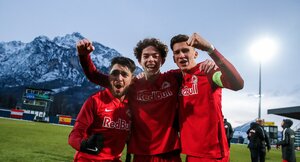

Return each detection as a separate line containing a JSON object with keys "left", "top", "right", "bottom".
{"left": 1, "top": 0, "right": 300, "bottom": 129}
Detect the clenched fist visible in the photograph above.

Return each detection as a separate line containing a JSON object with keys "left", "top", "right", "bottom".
{"left": 187, "top": 33, "right": 213, "bottom": 52}
{"left": 76, "top": 39, "right": 95, "bottom": 56}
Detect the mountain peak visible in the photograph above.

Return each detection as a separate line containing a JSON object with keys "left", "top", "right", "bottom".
{"left": 70, "top": 32, "right": 84, "bottom": 38}
{"left": 53, "top": 32, "right": 84, "bottom": 47}
{"left": 33, "top": 35, "right": 51, "bottom": 43}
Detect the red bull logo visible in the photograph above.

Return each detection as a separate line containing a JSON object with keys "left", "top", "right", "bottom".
{"left": 136, "top": 89, "right": 173, "bottom": 101}
{"left": 102, "top": 116, "right": 130, "bottom": 131}
{"left": 179, "top": 84, "right": 198, "bottom": 96}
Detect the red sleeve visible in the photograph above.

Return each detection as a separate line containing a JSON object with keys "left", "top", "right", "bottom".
{"left": 79, "top": 54, "right": 110, "bottom": 88}
{"left": 209, "top": 49, "right": 244, "bottom": 91}
{"left": 68, "top": 97, "right": 95, "bottom": 151}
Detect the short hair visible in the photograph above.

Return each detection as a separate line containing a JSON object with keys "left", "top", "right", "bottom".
{"left": 283, "top": 119, "right": 293, "bottom": 128}
{"left": 170, "top": 34, "right": 189, "bottom": 51}
{"left": 134, "top": 38, "right": 168, "bottom": 62}
{"left": 110, "top": 56, "right": 136, "bottom": 73}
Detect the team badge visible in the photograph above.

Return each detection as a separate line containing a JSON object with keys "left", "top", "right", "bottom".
{"left": 161, "top": 81, "right": 171, "bottom": 89}
{"left": 191, "top": 75, "right": 198, "bottom": 84}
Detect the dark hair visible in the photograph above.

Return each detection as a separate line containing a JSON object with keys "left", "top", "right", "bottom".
{"left": 110, "top": 56, "right": 136, "bottom": 73}
{"left": 170, "top": 34, "right": 189, "bottom": 51}
{"left": 134, "top": 38, "right": 168, "bottom": 62}
{"left": 283, "top": 119, "right": 293, "bottom": 128}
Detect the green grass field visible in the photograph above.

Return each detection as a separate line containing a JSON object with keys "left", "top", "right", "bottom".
{"left": 0, "top": 117, "right": 299, "bottom": 162}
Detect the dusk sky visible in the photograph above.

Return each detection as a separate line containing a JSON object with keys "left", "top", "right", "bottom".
{"left": 1, "top": 0, "right": 300, "bottom": 129}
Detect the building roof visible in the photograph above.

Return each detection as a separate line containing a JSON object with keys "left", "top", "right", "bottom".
{"left": 267, "top": 106, "right": 300, "bottom": 120}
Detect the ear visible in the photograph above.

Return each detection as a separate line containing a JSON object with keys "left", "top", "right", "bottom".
{"left": 173, "top": 56, "right": 176, "bottom": 63}
{"left": 194, "top": 51, "right": 198, "bottom": 59}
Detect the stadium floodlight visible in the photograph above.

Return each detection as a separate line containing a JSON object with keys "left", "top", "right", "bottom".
{"left": 250, "top": 37, "right": 278, "bottom": 63}
{"left": 249, "top": 36, "right": 279, "bottom": 119}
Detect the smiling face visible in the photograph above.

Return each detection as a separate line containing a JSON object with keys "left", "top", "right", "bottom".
{"left": 139, "top": 46, "right": 163, "bottom": 77}
{"left": 172, "top": 42, "right": 198, "bottom": 72}
{"left": 109, "top": 64, "right": 133, "bottom": 98}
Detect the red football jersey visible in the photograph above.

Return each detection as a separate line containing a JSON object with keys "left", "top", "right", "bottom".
{"left": 179, "top": 48, "right": 243, "bottom": 159}
{"left": 178, "top": 63, "right": 229, "bottom": 158}
{"left": 127, "top": 71, "right": 181, "bottom": 155}
{"left": 68, "top": 89, "right": 131, "bottom": 161}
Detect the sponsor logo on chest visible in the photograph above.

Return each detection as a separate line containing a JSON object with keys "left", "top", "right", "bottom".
{"left": 136, "top": 81, "right": 173, "bottom": 101}
{"left": 102, "top": 116, "right": 130, "bottom": 131}
{"left": 179, "top": 75, "right": 199, "bottom": 96}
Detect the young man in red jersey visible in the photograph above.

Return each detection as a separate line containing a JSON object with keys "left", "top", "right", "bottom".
{"left": 170, "top": 33, "right": 244, "bottom": 162}
{"left": 76, "top": 38, "right": 215, "bottom": 162}
{"left": 68, "top": 56, "right": 136, "bottom": 162}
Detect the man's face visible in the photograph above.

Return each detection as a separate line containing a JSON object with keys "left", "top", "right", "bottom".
{"left": 139, "top": 46, "right": 163, "bottom": 77}
{"left": 172, "top": 42, "right": 198, "bottom": 72}
{"left": 109, "top": 64, "right": 133, "bottom": 98}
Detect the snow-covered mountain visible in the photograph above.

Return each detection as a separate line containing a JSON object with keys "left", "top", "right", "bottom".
{"left": 0, "top": 32, "right": 141, "bottom": 116}
{"left": 0, "top": 32, "right": 121, "bottom": 89}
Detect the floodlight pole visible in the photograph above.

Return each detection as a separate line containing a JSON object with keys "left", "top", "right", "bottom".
{"left": 258, "top": 61, "right": 262, "bottom": 119}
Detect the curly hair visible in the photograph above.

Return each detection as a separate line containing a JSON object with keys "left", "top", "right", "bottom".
{"left": 133, "top": 38, "right": 168, "bottom": 62}
{"left": 170, "top": 34, "right": 189, "bottom": 51}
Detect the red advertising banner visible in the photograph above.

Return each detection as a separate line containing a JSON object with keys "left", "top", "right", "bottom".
{"left": 10, "top": 109, "right": 24, "bottom": 119}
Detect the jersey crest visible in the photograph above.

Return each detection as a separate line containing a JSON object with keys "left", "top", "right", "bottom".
{"left": 161, "top": 81, "right": 171, "bottom": 89}
{"left": 191, "top": 75, "right": 198, "bottom": 84}
{"left": 179, "top": 75, "right": 199, "bottom": 96}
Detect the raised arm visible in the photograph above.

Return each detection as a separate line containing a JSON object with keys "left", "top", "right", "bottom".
{"left": 77, "top": 39, "right": 110, "bottom": 87}
{"left": 187, "top": 33, "right": 244, "bottom": 91}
